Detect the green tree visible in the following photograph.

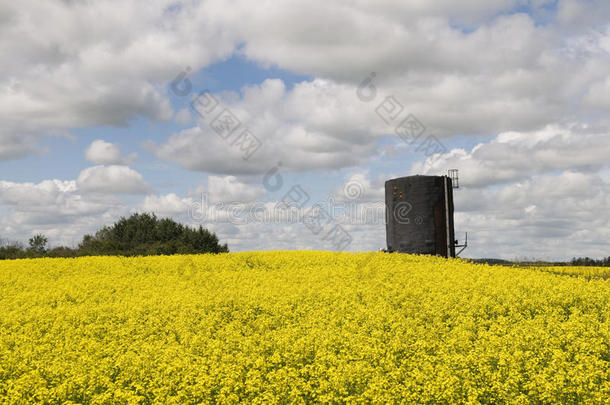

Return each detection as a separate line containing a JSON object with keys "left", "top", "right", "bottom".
{"left": 78, "top": 213, "right": 228, "bottom": 256}
{"left": 28, "top": 234, "right": 48, "bottom": 254}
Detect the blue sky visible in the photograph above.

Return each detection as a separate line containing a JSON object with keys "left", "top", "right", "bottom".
{"left": 1, "top": 0, "right": 609, "bottom": 259}
{"left": 3, "top": 54, "right": 481, "bottom": 205}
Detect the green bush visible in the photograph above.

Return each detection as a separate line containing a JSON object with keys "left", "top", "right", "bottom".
{"left": 0, "top": 213, "right": 228, "bottom": 259}
{"left": 78, "top": 213, "right": 228, "bottom": 256}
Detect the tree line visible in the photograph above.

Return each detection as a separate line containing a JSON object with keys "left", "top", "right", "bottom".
{"left": 0, "top": 213, "right": 228, "bottom": 259}
{"left": 473, "top": 256, "right": 610, "bottom": 267}
{"left": 569, "top": 256, "right": 610, "bottom": 267}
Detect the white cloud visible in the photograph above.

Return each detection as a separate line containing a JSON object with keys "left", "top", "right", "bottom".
{"left": 453, "top": 171, "right": 610, "bottom": 260}
{"left": 225, "top": 1, "right": 610, "bottom": 142}
{"left": 0, "top": 180, "right": 77, "bottom": 207}
{"left": 0, "top": 0, "right": 239, "bottom": 159}
{"left": 137, "top": 193, "right": 192, "bottom": 217}
{"left": 331, "top": 172, "right": 386, "bottom": 203}
{"left": 412, "top": 124, "right": 610, "bottom": 187}
{"left": 76, "top": 165, "right": 150, "bottom": 194}
{"left": 398, "top": 128, "right": 610, "bottom": 259}
{"left": 4, "top": 0, "right": 610, "bottom": 162}
{"left": 583, "top": 77, "right": 610, "bottom": 110}
{"left": 0, "top": 179, "right": 126, "bottom": 245}
{"left": 197, "top": 176, "right": 267, "bottom": 203}
{"left": 174, "top": 108, "right": 192, "bottom": 126}
{"left": 85, "top": 139, "right": 136, "bottom": 165}
{"left": 152, "top": 55, "right": 610, "bottom": 175}
{"left": 2, "top": 163, "right": 608, "bottom": 260}
{"left": 0, "top": 128, "right": 40, "bottom": 160}
{"left": 151, "top": 78, "right": 380, "bottom": 175}
{"left": 239, "top": 6, "right": 550, "bottom": 80}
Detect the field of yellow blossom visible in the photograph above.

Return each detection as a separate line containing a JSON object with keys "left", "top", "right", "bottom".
{"left": 533, "top": 265, "right": 610, "bottom": 280}
{"left": 0, "top": 252, "right": 609, "bottom": 403}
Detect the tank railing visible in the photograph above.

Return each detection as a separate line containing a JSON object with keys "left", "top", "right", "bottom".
{"left": 448, "top": 169, "right": 459, "bottom": 189}
{"left": 454, "top": 232, "right": 468, "bottom": 257}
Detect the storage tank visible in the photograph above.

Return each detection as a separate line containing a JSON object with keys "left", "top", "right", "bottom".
{"left": 385, "top": 175, "right": 455, "bottom": 257}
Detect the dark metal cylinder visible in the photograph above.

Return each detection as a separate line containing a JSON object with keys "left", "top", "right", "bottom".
{"left": 385, "top": 175, "right": 455, "bottom": 257}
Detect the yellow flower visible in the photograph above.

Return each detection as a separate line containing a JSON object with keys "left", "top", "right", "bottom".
{"left": 0, "top": 252, "right": 608, "bottom": 403}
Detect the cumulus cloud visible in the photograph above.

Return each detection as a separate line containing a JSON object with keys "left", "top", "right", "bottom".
{"left": 137, "top": 193, "right": 192, "bottom": 217}
{"left": 76, "top": 165, "right": 150, "bottom": 194}
{"left": 412, "top": 124, "right": 610, "bottom": 187}
{"left": 239, "top": 5, "right": 550, "bottom": 80}
{"left": 0, "top": 0, "right": 239, "bottom": 159}
{"left": 152, "top": 48, "right": 610, "bottom": 175}
{"left": 151, "top": 79, "right": 380, "bottom": 175}
{"left": 0, "top": 179, "right": 126, "bottom": 245}
{"left": 224, "top": 2, "right": 609, "bottom": 138}
{"left": 583, "top": 77, "right": 610, "bottom": 110}
{"left": 174, "top": 108, "right": 192, "bottom": 126}
{"left": 452, "top": 171, "right": 610, "bottom": 260}
{"left": 0, "top": 180, "right": 77, "bottom": 208}
{"left": 0, "top": 129, "right": 40, "bottom": 160}
{"left": 85, "top": 140, "right": 137, "bottom": 165}
{"left": 402, "top": 129, "right": 610, "bottom": 259}
{"left": 192, "top": 176, "right": 267, "bottom": 203}
{"left": 331, "top": 173, "right": 386, "bottom": 203}
{"left": 4, "top": 0, "right": 610, "bottom": 162}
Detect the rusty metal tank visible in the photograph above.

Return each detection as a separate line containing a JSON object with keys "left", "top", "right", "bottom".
{"left": 385, "top": 175, "right": 455, "bottom": 257}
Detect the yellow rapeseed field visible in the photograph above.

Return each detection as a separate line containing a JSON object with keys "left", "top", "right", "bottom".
{"left": 533, "top": 265, "right": 610, "bottom": 281}
{"left": 0, "top": 252, "right": 609, "bottom": 404}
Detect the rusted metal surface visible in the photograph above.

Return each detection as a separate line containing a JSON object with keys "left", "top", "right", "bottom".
{"left": 385, "top": 175, "right": 455, "bottom": 257}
